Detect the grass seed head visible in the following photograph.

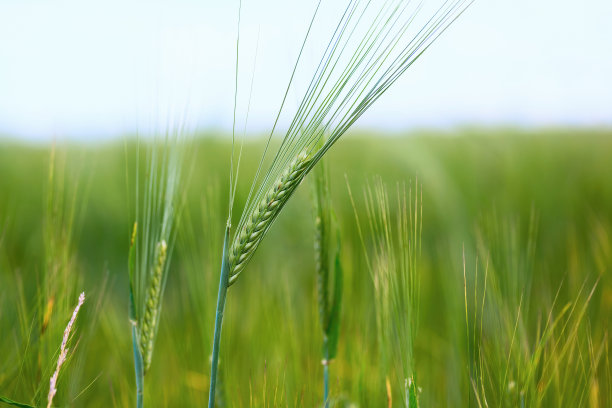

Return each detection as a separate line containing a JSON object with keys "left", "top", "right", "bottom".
{"left": 228, "top": 152, "right": 311, "bottom": 285}
{"left": 139, "top": 240, "right": 167, "bottom": 373}
{"left": 313, "top": 162, "right": 331, "bottom": 330}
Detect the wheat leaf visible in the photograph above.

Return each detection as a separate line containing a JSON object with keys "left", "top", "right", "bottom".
{"left": 0, "top": 397, "right": 35, "bottom": 408}
{"left": 325, "top": 229, "right": 343, "bottom": 360}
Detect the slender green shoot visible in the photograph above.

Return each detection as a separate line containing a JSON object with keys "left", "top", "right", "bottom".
{"left": 0, "top": 397, "right": 35, "bottom": 408}
{"left": 312, "top": 159, "right": 343, "bottom": 407}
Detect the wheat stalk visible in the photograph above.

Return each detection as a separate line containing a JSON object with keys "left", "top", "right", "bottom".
{"left": 314, "top": 178, "right": 330, "bottom": 331}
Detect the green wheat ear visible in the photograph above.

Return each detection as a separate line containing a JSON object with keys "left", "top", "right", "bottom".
{"left": 314, "top": 168, "right": 331, "bottom": 331}
{"left": 139, "top": 240, "right": 168, "bottom": 373}
{"left": 227, "top": 152, "right": 312, "bottom": 285}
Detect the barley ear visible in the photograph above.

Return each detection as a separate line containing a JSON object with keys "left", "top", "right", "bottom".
{"left": 324, "top": 227, "right": 342, "bottom": 361}
{"left": 228, "top": 152, "right": 311, "bottom": 285}
{"left": 139, "top": 240, "right": 168, "bottom": 374}
{"left": 313, "top": 161, "right": 343, "bottom": 408}
{"left": 314, "top": 160, "right": 331, "bottom": 330}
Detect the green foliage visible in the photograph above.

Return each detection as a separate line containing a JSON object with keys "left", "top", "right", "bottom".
{"left": 313, "top": 160, "right": 344, "bottom": 406}
{"left": 463, "top": 219, "right": 603, "bottom": 408}
{"left": 0, "top": 146, "right": 97, "bottom": 407}
{"left": 407, "top": 377, "right": 419, "bottom": 408}
{"left": 1, "top": 130, "right": 611, "bottom": 406}
{"left": 350, "top": 177, "right": 422, "bottom": 406}
{"left": 326, "top": 246, "right": 344, "bottom": 362}
{"left": 313, "top": 160, "right": 344, "bottom": 362}
{"left": 0, "top": 396, "right": 35, "bottom": 408}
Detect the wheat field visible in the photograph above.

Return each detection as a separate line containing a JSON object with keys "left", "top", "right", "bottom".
{"left": 1, "top": 129, "right": 611, "bottom": 407}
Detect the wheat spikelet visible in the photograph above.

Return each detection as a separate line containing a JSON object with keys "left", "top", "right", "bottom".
{"left": 313, "top": 164, "right": 330, "bottom": 330}
{"left": 314, "top": 210, "right": 330, "bottom": 329}
{"left": 228, "top": 152, "right": 311, "bottom": 285}
{"left": 139, "top": 240, "right": 167, "bottom": 373}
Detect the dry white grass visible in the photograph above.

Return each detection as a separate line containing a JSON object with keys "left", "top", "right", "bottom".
{"left": 47, "top": 291, "right": 85, "bottom": 408}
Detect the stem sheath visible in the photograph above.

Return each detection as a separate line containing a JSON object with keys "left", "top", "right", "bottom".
{"left": 323, "top": 363, "right": 329, "bottom": 408}
{"left": 208, "top": 226, "right": 231, "bottom": 408}
{"left": 132, "top": 324, "right": 144, "bottom": 408}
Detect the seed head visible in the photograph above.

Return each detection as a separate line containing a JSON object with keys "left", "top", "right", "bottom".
{"left": 228, "top": 153, "right": 311, "bottom": 285}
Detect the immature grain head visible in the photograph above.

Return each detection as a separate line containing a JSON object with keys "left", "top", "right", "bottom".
{"left": 224, "top": 0, "right": 470, "bottom": 286}
{"left": 313, "top": 161, "right": 331, "bottom": 330}
{"left": 314, "top": 209, "right": 330, "bottom": 330}
{"left": 228, "top": 152, "right": 311, "bottom": 285}
{"left": 129, "top": 136, "right": 182, "bottom": 388}
{"left": 139, "top": 240, "right": 167, "bottom": 373}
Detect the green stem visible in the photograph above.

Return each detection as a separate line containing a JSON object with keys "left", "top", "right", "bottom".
{"left": 323, "top": 363, "right": 329, "bottom": 408}
{"left": 132, "top": 324, "right": 144, "bottom": 408}
{"left": 208, "top": 226, "right": 231, "bottom": 408}
{"left": 323, "top": 341, "right": 329, "bottom": 408}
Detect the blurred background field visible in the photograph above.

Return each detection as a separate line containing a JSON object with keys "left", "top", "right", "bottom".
{"left": 1, "top": 128, "right": 611, "bottom": 406}
{"left": 2, "top": 0, "right": 612, "bottom": 405}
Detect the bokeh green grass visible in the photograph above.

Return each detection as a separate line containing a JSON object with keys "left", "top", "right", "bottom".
{"left": 1, "top": 128, "right": 611, "bottom": 406}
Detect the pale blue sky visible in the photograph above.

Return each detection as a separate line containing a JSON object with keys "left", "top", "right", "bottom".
{"left": 0, "top": 0, "right": 611, "bottom": 141}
